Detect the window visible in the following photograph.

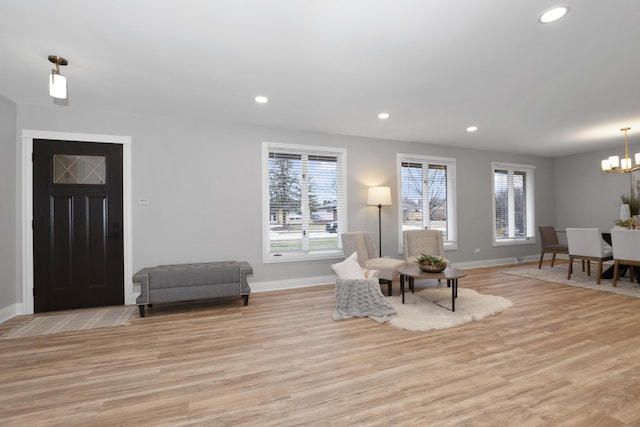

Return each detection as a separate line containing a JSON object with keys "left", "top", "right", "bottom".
{"left": 262, "top": 142, "right": 346, "bottom": 262}
{"left": 53, "top": 155, "right": 106, "bottom": 184}
{"left": 397, "top": 153, "right": 457, "bottom": 250}
{"left": 492, "top": 162, "right": 535, "bottom": 245}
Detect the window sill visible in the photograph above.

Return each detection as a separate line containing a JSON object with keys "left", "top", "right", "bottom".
{"left": 493, "top": 239, "right": 536, "bottom": 247}
{"left": 443, "top": 242, "right": 458, "bottom": 251}
{"left": 263, "top": 250, "right": 345, "bottom": 264}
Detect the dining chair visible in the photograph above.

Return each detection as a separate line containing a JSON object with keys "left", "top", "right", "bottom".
{"left": 566, "top": 228, "right": 613, "bottom": 284}
{"left": 340, "top": 231, "right": 406, "bottom": 296}
{"left": 538, "top": 226, "right": 569, "bottom": 269}
{"left": 610, "top": 229, "right": 640, "bottom": 287}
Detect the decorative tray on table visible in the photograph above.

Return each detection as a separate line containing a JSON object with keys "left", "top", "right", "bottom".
{"left": 416, "top": 254, "right": 447, "bottom": 273}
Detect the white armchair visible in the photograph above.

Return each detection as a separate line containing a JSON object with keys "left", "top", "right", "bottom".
{"left": 610, "top": 229, "right": 640, "bottom": 287}
{"left": 340, "top": 231, "right": 406, "bottom": 296}
{"left": 566, "top": 228, "right": 613, "bottom": 284}
{"left": 403, "top": 230, "right": 446, "bottom": 265}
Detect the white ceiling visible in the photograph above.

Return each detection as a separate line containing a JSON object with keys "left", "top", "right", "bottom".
{"left": 2, "top": 0, "right": 640, "bottom": 157}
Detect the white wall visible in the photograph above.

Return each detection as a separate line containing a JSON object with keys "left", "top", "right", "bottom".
{"left": 0, "top": 95, "right": 17, "bottom": 314}
{"left": 14, "top": 103, "right": 555, "bottom": 300}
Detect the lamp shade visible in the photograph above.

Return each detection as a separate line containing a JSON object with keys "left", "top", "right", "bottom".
{"left": 49, "top": 73, "right": 67, "bottom": 99}
{"left": 367, "top": 186, "right": 392, "bottom": 206}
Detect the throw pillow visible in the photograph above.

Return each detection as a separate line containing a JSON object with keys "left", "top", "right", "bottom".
{"left": 331, "top": 252, "right": 366, "bottom": 279}
{"left": 362, "top": 268, "right": 379, "bottom": 279}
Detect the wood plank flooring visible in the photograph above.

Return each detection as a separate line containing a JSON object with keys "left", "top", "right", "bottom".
{"left": 1, "top": 263, "right": 640, "bottom": 426}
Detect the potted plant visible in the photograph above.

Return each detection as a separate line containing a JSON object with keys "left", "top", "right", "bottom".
{"left": 615, "top": 218, "right": 632, "bottom": 229}
{"left": 415, "top": 253, "right": 447, "bottom": 273}
{"left": 618, "top": 195, "right": 639, "bottom": 229}
{"left": 621, "top": 194, "right": 640, "bottom": 216}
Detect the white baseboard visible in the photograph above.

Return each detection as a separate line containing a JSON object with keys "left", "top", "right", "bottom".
{"left": 454, "top": 255, "right": 540, "bottom": 269}
{"left": 249, "top": 255, "right": 544, "bottom": 292}
{"left": 0, "top": 303, "right": 21, "bottom": 324}
{"left": 249, "top": 274, "right": 335, "bottom": 292}
{"left": 0, "top": 256, "right": 545, "bottom": 320}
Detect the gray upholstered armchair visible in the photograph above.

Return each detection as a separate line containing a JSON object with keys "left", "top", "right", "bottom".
{"left": 340, "top": 231, "right": 406, "bottom": 296}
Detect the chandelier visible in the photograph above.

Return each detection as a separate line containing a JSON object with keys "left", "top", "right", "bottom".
{"left": 601, "top": 127, "right": 639, "bottom": 173}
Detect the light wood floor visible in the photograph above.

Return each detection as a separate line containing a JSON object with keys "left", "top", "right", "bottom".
{"left": 1, "top": 263, "right": 640, "bottom": 426}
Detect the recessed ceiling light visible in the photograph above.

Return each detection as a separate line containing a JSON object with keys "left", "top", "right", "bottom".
{"left": 378, "top": 112, "right": 390, "bottom": 120}
{"left": 539, "top": 6, "right": 569, "bottom": 24}
{"left": 254, "top": 95, "right": 269, "bottom": 104}
{"left": 467, "top": 126, "right": 478, "bottom": 132}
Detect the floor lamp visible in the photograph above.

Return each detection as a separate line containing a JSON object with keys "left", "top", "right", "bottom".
{"left": 367, "top": 186, "right": 392, "bottom": 257}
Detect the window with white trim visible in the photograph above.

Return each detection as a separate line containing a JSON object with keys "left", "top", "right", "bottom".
{"left": 262, "top": 142, "right": 346, "bottom": 262}
{"left": 492, "top": 162, "right": 535, "bottom": 245}
{"left": 397, "top": 153, "right": 457, "bottom": 250}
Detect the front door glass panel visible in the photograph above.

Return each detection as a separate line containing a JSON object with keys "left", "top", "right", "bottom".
{"left": 53, "top": 155, "right": 106, "bottom": 184}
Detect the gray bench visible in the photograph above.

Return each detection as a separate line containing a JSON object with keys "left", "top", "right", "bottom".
{"left": 133, "top": 261, "right": 252, "bottom": 317}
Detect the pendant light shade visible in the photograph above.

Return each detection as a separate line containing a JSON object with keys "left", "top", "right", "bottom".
{"left": 48, "top": 55, "right": 68, "bottom": 99}
{"left": 49, "top": 73, "right": 67, "bottom": 99}
{"left": 600, "top": 127, "right": 639, "bottom": 173}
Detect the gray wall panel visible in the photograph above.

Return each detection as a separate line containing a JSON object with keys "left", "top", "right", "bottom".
{"left": 0, "top": 95, "right": 17, "bottom": 311}
{"left": 16, "top": 104, "right": 555, "bottom": 288}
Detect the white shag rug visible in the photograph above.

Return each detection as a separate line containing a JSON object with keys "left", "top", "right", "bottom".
{"left": 502, "top": 265, "right": 640, "bottom": 299}
{"left": 385, "top": 287, "right": 513, "bottom": 332}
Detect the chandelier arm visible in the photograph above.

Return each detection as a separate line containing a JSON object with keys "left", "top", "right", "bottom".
{"left": 624, "top": 129, "right": 630, "bottom": 160}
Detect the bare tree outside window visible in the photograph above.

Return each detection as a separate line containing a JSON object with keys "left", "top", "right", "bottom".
{"left": 493, "top": 163, "right": 534, "bottom": 242}
{"left": 401, "top": 162, "right": 448, "bottom": 240}
{"left": 265, "top": 147, "right": 345, "bottom": 260}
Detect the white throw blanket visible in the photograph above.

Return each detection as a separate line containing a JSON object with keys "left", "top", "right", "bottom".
{"left": 332, "top": 278, "right": 397, "bottom": 323}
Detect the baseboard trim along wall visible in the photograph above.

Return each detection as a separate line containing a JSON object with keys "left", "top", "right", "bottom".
{"left": 453, "top": 254, "right": 540, "bottom": 269}
{"left": 0, "top": 255, "right": 542, "bottom": 324}
{"left": 0, "top": 303, "right": 21, "bottom": 324}
{"left": 249, "top": 275, "right": 337, "bottom": 293}
{"left": 250, "top": 255, "right": 542, "bottom": 293}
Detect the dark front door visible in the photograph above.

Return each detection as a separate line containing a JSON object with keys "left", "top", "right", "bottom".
{"left": 33, "top": 139, "right": 124, "bottom": 313}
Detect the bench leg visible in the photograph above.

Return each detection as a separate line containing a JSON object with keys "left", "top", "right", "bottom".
{"left": 243, "top": 295, "right": 249, "bottom": 306}
{"left": 138, "top": 304, "right": 146, "bottom": 317}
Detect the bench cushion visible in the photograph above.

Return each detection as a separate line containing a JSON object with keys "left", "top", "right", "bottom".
{"left": 134, "top": 261, "right": 252, "bottom": 306}
{"left": 136, "top": 261, "right": 248, "bottom": 290}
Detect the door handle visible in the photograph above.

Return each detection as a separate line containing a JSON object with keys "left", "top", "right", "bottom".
{"left": 107, "top": 222, "right": 120, "bottom": 239}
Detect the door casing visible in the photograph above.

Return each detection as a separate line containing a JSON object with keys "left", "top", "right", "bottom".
{"left": 21, "top": 130, "right": 133, "bottom": 315}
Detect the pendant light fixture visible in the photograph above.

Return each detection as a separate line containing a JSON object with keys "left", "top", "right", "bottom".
{"left": 600, "top": 127, "right": 640, "bottom": 173}
{"left": 48, "top": 55, "right": 68, "bottom": 99}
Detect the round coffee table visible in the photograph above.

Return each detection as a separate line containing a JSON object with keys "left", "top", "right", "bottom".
{"left": 397, "top": 264, "right": 467, "bottom": 311}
